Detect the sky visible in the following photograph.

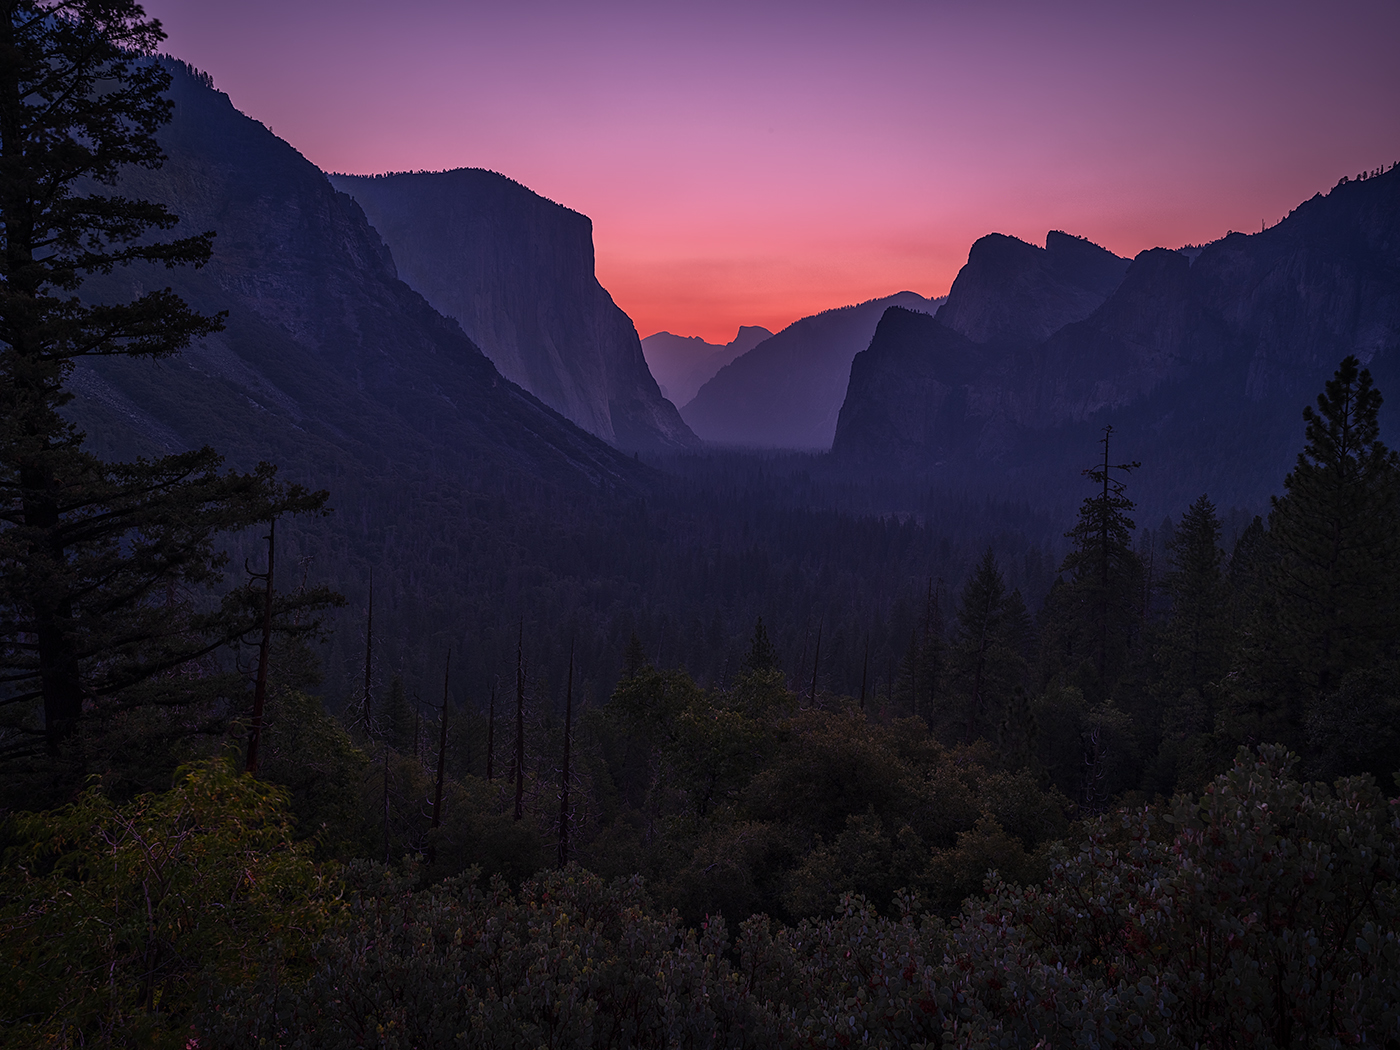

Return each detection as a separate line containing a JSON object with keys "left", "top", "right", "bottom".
{"left": 144, "top": 0, "right": 1400, "bottom": 344}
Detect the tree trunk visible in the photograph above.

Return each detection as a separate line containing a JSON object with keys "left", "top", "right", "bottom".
{"left": 558, "top": 641, "right": 574, "bottom": 867}
{"left": 514, "top": 623, "right": 525, "bottom": 821}
{"left": 246, "top": 520, "right": 275, "bottom": 774}
{"left": 431, "top": 648, "right": 451, "bottom": 857}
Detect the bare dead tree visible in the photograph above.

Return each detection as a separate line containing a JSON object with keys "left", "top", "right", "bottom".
{"left": 432, "top": 648, "right": 451, "bottom": 834}
{"left": 362, "top": 571, "right": 374, "bottom": 730}
{"left": 558, "top": 639, "right": 574, "bottom": 868}
{"left": 245, "top": 520, "right": 275, "bottom": 774}
{"left": 381, "top": 741, "right": 391, "bottom": 864}
{"left": 860, "top": 637, "right": 869, "bottom": 711}
{"left": 513, "top": 622, "right": 526, "bottom": 821}
{"left": 486, "top": 677, "right": 496, "bottom": 781}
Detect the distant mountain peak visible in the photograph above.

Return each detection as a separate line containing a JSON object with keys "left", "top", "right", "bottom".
{"left": 641, "top": 325, "right": 773, "bottom": 407}
{"left": 680, "top": 291, "right": 945, "bottom": 449}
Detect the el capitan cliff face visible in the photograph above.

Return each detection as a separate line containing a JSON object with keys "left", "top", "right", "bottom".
{"left": 72, "top": 61, "right": 644, "bottom": 495}
{"left": 65, "top": 60, "right": 653, "bottom": 701}
{"left": 834, "top": 169, "right": 1400, "bottom": 516}
{"left": 329, "top": 169, "right": 699, "bottom": 452}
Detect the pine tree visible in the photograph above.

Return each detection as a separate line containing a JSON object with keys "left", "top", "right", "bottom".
{"left": 741, "top": 617, "right": 778, "bottom": 675}
{"left": 734, "top": 616, "right": 789, "bottom": 717}
{"left": 0, "top": 1, "right": 330, "bottom": 762}
{"left": 1042, "top": 426, "right": 1144, "bottom": 701}
{"left": 621, "top": 632, "right": 649, "bottom": 680}
{"left": 1140, "top": 495, "right": 1231, "bottom": 793}
{"left": 948, "top": 548, "right": 1027, "bottom": 743}
{"left": 1266, "top": 356, "right": 1400, "bottom": 698}
{"left": 1160, "top": 495, "right": 1228, "bottom": 712}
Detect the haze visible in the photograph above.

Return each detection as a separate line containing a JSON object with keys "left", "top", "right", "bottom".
{"left": 145, "top": 0, "right": 1400, "bottom": 343}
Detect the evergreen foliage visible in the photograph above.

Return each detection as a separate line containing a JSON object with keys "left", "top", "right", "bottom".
{"left": 1265, "top": 355, "right": 1400, "bottom": 701}
{"left": 1040, "top": 426, "right": 1144, "bottom": 702}
{"left": 946, "top": 548, "right": 1026, "bottom": 743}
{"left": 0, "top": 0, "right": 333, "bottom": 774}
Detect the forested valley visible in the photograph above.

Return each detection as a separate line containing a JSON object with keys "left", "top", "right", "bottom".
{"left": 2, "top": 2, "right": 1399, "bottom": 1048}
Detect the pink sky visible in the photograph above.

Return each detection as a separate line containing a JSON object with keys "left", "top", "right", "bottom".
{"left": 144, "top": 0, "right": 1399, "bottom": 343}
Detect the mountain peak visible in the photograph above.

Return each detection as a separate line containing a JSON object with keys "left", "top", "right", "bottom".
{"left": 935, "top": 231, "right": 1130, "bottom": 346}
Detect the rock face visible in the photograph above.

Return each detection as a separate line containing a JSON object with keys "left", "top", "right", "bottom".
{"left": 936, "top": 231, "right": 1130, "bottom": 346}
{"left": 72, "top": 60, "right": 643, "bottom": 495}
{"left": 833, "top": 169, "right": 1400, "bottom": 517}
{"left": 681, "top": 292, "right": 945, "bottom": 449}
{"left": 642, "top": 326, "right": 773, "bottom": 406}
{"left": 328, "top": 170, "right": 698, "bottom": 452}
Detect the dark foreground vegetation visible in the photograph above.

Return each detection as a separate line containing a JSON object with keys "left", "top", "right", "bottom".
{"left": 5, "top": 748, "right": 1397, "bottom": 1048}
{"left": 2, "top": 2, "right": 1399, "bottom": 1047}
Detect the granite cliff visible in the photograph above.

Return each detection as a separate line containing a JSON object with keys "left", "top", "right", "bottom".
{"left": 65, "top": 61, "right": 655, "bottom": 695}
{"left": 74, "top": 62, "right": 640, "bottom": 492}
{"left": 681, "top": 291, "right": 945, "bottom": 449}
{"left": 329, "top": 169, "right": 698, "bottom": 452}
{"left": 833, "top": 167, "right": 1400, "bottom": 517}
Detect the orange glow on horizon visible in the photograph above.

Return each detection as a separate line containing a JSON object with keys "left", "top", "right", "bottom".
{"left": 142, "top": 0, "right": 1400, "bottom": 346}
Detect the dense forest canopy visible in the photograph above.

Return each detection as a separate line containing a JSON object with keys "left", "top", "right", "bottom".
{"left": 1, "top": 3, "right": 1398, "bottom": 1048}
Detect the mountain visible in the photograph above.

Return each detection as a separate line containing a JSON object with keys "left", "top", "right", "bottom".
{"left": 680, "top": 292, "right": 946, "bottom": 449}
{"left": 833, "top": 168, "right": 1400, "bottom": 518}
{"left": 67, "top": 60, "right": 654, "bottom": 697}
{"left": 935, "top": 231, "right": 1130, "bottom": 346}
{"left": 327, "top": 169, "right": 698, "bottom": 452}
{"left": 641, "top": 326, "right": 773, "bottom": 406}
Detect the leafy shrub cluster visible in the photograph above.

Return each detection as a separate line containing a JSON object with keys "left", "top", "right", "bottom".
{"left": 4, "top": 747, "right": 1395, "bottom": 1048}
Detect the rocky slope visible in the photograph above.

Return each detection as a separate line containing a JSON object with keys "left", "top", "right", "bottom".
{"left": 833, "top": 168, "right": 1400, "bottom": 517}
{"left": 66, "top": 61, "right": 658, "bottom": 697}
{"left": 76, "top": 61, "right": 641, "bottom": 493}
{"left": 642, "top": 326, "right": 773, "bottom": 406}
{"left": 681, "top": 292, "right": 945, "bottom": 449}
{"left": 329, "top": 169, "right": 698, "bottom": 452}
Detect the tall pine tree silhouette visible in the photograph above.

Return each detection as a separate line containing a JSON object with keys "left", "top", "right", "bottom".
{"left": 1234, "top": 356, "right": 1400, "bottom": 747}
{"left": 1042, "top": 426, "right": 1144, "bottom": 702}
{"left": 0, "top": 0, "right": 328, "bottom": 762}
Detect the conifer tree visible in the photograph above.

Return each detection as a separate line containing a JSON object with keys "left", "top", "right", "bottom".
{"left": 949, "top": 548, "right": 1026, "bottom": 743}
{"left": 1160, "top": 494, "right": 1228, "bottom": 710}
{"left": 0, "top": 0, "right": 329, "bottom": 761}
{"left": 741, "top": 617, "right": 778, "bottom": 675}
{"left": 1225, "top": 516, "right": 1271, "bottom": 634}
{"left": 513, "top": 623, "right": 525, "bottom": 821}
{"left": 621, "top": 632, "right": 649, "bottom": 680}
{"left": 1266, "top": 356, "right": 1400, "bottom": 698}
{"left": 734, "top": 616, "right": 789, "bottom": 717}
{"left": 1042, "top": 427, "right": 1144, "bottom": 701}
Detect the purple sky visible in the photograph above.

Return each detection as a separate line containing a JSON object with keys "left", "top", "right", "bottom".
{"left": 145, "top": 0, "right": 1400, "bottom": 342}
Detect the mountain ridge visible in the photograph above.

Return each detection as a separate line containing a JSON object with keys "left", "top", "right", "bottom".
{"left": 833, "top": 167, "right": 1400, "bottom": 517}
{"left": 642, "top": 326, "right": 774, "bottom": 406}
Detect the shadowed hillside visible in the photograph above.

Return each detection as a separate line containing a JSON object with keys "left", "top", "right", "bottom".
{"left": 681, "top": 292, "right": 945, "bottom": 448}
